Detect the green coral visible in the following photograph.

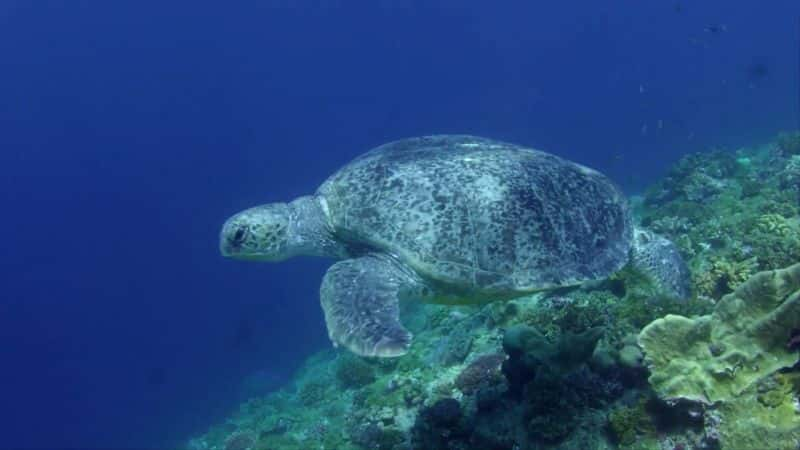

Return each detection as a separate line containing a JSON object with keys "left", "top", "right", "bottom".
{"left": 504, "top": 324, "right": 604, "bottom": 377}
{"left": 524, "top": 377, "right": 582, "bottom": 443}
{"left": 639, "top": 263, "right": 800, "bottom": 403}
{"left": 692, "top": 256, "right": 758, "bottom": 299}
{"left": 642, "top": 149, "right": 737, "bottom": 209}
{"left": 607, "top": 398, "right": 655, "bottom": 446}
{"left": 297, "top": 380, "right": 327, "bottom": 406}
{"left": 755, "top": 372, "right": 799, "bottom": 408}
{"left": 335, "top": 353, "right": 376, "bottom": 389}
{"left": 521, "top": 290, "right": 613, "bottom": 341}
{"left": 741, "top": 218, "right": 800, "bottom": 271}
{"left": 528, "top": 411, "right": 576, "bottom": 443}
{"left": 753, "top": 213, "right": 792, "bottom": 236}
{"left": 776, "top": 130, "right": 800, "bottom": 155}
{"left": 638, "top": 264, "right": 800, "bottom": 449}
{"left": 715, "top": 373, "right": 800, "bottom": 450}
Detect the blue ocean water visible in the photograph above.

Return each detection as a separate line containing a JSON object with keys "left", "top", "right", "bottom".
{"left": 0, "top": 1, "right": 798, "bottom": 448}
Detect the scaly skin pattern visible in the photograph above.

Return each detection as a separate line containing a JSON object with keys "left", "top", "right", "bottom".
{"left": 318, "top": 135, "right": 633, "bottom": 300}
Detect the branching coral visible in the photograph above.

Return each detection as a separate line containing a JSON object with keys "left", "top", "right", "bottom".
{"left": 742, "top": 218, "right": 800, "bottom": 271}
{"left": 754, "top": 213, "right": 792, "bottom": 236}
{"left": 692, "top": 256, "right": 758, "bottom": 299}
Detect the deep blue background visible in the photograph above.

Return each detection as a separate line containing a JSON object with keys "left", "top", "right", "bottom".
{"left": 1, "top": 1, "right": 798, "bottom": 448}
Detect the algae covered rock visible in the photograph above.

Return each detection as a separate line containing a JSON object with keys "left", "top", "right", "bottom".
{"left": 638, "top": 263, "right": 800, "bottom": 404}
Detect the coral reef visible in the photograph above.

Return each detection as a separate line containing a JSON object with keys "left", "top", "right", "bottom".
{"left": 454, "top": 353, "right": 506, "bottom": 395}
{"left": 639, "top": 264, "right": 800, "bottom": 449}
{"left": 187, "top": 133, "right": 800, "bottom": 450}
{"left": 606, "top": 398, "right": 655, "bottom": 446}
{"left": 777, "top": 130, "right": 800, "bottom": 155}
{"left": 297, "top": 380, "right": 327, "bottom": 406}
{"left": 502, "top": 324, "right": 604, "bottom": 381}
{"left": 224, "top": 431, "right": 255, "bottom": 450}
{"left": 639, "top": 263, "right": 800, "bottom": 404}
{"left": 335, "top": 353, "right": 376, "bottom": 389}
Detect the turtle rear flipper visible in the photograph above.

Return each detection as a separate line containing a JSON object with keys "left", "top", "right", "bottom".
{"left": 320, "top": 255, "right": 416, "bottom": 357}
{"left": 631, "top": 227, "right": 692, "bottom": 299}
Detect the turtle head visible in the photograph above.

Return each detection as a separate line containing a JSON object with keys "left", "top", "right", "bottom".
{"left": 221, "top": 196, "right": 345, "bottom": 261}
{"left": 220, "top": 203, "right": 294, "bottom": 261}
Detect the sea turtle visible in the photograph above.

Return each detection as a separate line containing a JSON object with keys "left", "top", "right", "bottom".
{"left": 220, "top": 135, "right": 690, "bottom": 357}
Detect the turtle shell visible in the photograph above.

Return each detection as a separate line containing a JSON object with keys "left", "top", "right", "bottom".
{"left": 317, "top": 135, "right": 633, "bottom": 297}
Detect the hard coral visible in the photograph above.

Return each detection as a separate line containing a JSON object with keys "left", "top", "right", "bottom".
{"left": 606, "top": 399, "right": 655, "bottom": 446}
{"left": 692, "top": 256, "right": 757, "bottom": 299}
{"left": 454, "top": 353, "right": 506, "bottom": 395}
{"left": 776, "top": 131, "right": 800, "bottom": 156}
{"left": 640, "top": 263, "right": 800, "bottom": 404}
{"left": 335, "top": 353, "right": 376, "bottom": 389}
{"left": 639, "top": 263, "right": 800, "bottom": 449}
{"left": 424, "top": 398, "right": 462, "bottom": 427}
{"left": 434, "top": 319, "right": 474, "bottom": 367}
{"left": 780, "top": 155, "right": 800, "bottom": 192}
{"left": 754, "top": 213, "right": 792, "bottom": 236}
{"left": 224, "top": 431, "right": 255, "bottom": 450}
{"left": 350, "top": 423, "right": 404, "bottom": 450}
{"left": 410, "top": 398, "right": 466, "bottom": 449}
{"left": 644, "top": 150, "right": 737, "bottom": 207}
{"left": 297, "top": 380, "right": 327, "bottom": 406}
{"left": 523, "top": 377, "right": 580, "bottom": 443}
{"left": 503, "top": 324, "right": 603, "bottom": 381}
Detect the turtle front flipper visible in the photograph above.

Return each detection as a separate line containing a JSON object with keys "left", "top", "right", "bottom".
{"left": 320, "top": 255, "right": 418, "bottom": 357}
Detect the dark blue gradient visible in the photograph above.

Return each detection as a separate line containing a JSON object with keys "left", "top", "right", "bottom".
{"left": 1, "top": 1, "right": 798, "bottom": 448}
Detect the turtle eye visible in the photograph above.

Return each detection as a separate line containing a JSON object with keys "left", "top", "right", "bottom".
{"left": 232, "top": 226, "right": 247, "bottom": 245}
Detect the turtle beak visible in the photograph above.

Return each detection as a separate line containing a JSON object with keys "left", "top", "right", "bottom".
{"left": 220, "top": 217, "right": 242, "bottom": 257}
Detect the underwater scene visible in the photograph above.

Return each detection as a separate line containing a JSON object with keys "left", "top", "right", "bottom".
{"left": 197, "top": 134, "right": 800, "bottom": 450}
{"left": 2, "top": 1, "right": 800, "bottom": 450}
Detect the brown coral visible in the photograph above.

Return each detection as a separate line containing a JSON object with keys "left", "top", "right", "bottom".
{"left": 454, "top": 353, "right": 506, "bottom": 394}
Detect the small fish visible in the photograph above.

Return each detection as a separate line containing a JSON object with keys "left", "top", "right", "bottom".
{"left": 704, "top": 24, "right": 727, "bottom": 34}
{"left": 746, "top": 62, "right": 769, "bottom": 83}
{"left": 641, "top": 124, "right": 648, "bottom": 136}
{"left": 639, "top": 84, "right": 646, "bottom": 94}
{"left": 657, "top": 119, "right": 664, "bottom": 130}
